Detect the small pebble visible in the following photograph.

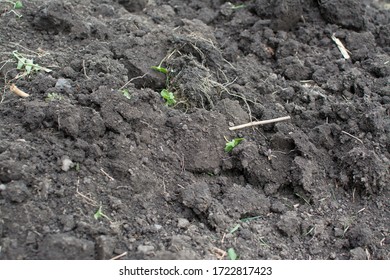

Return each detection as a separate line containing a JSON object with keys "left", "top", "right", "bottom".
{"left": 137, "top": 245, "right": 154, "bottom": 254}
{"left": 61, "top": 157, "right": 74, "bottom": 171}
{"left": 55, "top": 78, "right": 72, "bottom": 90}
{"left": 177, "top": 218, "right": 190, "bottom": 229}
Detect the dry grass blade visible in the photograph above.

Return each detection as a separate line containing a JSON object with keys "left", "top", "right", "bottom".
{"left": 341, "top": 130, "right": 363, "bottom": 144}
{"left": 331, "top": 34, "right": 351, "bottom": 60}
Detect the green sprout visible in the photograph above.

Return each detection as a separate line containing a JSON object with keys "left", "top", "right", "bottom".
{"left": 231, "top": 4, "right": 246, "bottom": 10}
{"left": 74, "top": 162, "right": 80, "bottom": 172}
{"left": 160, "top": 89, "right": 176, "bottom": 106}
{"left": 152, "top": 62, "right": 176, "bottom": 106}
{"left": 45, "top": 92, "right": 62, "bottom": 102}
{"left": 1, "top": 0, "right": 23, "bottom": 17}
{"left": 120, "top": 88, "right": 131, "bottom": 99}
{"left": 229, "top": 224, "right": 241, "bottom": 234}
{"left": 12, "top": 51, "right": 52, "bottom": 75}
{"left": 227, "top": 248, "right": 238, "bottom": 260}
{"left": 94, "top": 206, "right": 112, "bottom": 222}
{"left": 151, "top": 65, "right": 169, "bottom": 75}
{"left": 224, "top": 137, "right": 244, "bottom": 152}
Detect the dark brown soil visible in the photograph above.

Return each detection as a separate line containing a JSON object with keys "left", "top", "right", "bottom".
{"left": 0, "top": 0, "right": 389, "bottom": 260}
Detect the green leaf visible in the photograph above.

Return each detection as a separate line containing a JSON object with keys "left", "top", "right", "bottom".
{"left": 94, "top": 206, "right": 103, "bottom": 220}
{"left": 224, "top": 138, "right": 244, "bottom": 152}
{"left": 25, "top": 59, "right": 33, "bottom": 74}
{"left": 14, "top": 1, "right": 23, "bottom": 9}
{"left": 151, "top": 66, "right": 168, "bottom": 74}
{"left": 227, "top": 248, "right": 238, "bottom": 260}
{"left": 45, "top": 92, "right": 63, "bottom": 102}
{"left": 160, "top": 89, "right": 176, "bottom": 106}
{"left": 16, "top": 57, "right": 25, "bottom": 69}
{"left": 120, "top": 89, "right": 131, "bottom": 99}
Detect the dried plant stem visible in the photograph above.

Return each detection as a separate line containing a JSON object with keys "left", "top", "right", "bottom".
{"left": 341, "top": 130, "right": 363, "bottom": 144}
{"left": 229, "top": 116, "right": 291, "bottom": 131}
{"left": 10, "top": 83, "right": 29, "bottom": 98}
{"left": 331, "top": 34, "right": 351, "bottom": 60}
{"left": 110, "top": 252, "right": 128, "bottom": 260}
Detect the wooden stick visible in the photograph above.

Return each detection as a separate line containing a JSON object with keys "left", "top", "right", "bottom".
{"left": 110, "top": 251, "right": 128, "bottom": 260}
{"left": 229, "top": 116, "right": 291, "bottom": 131}
{"left": 100, "top": 168, "right": 115, "bottom": 181}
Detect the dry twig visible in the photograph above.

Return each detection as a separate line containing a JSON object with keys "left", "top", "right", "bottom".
{"left": 100, "top": 168, "right": 115, "bottom": 181}
{"left": 229, "top": 116, "right": 291, "bottom": 131}
{"left": 110, "top": 251, "right": 128, "bottom": 260}
{"left": 341, "top": 130, "right": 363, "bottom": 144}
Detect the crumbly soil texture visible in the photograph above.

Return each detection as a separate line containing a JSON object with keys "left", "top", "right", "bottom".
{"left": 0, "top": 0, "right": 389, "bottom": 260}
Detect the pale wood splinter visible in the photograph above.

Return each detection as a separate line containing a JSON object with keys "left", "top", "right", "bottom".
{"left": 229, "top": 116, "right": 291, "bottom": 131}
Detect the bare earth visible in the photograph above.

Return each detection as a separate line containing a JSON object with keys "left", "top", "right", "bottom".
{"left": 0, "top": 0, "right": 389, "bottom": 260}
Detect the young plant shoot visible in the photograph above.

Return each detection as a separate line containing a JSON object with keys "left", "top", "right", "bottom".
{"left": 161, "top": 89, "right": 176, "bottom": 106}
{"left": 151, "top": 65, "right": 168, "bottom": 74}
{"left": 224, "top": 137, "right": 244, "bottom": 152}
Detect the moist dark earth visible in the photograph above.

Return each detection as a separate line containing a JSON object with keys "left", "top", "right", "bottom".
{"left": 0, "top": 0, "right": 389, "bottom": 260}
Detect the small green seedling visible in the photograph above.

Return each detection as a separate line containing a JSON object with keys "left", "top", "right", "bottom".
{"left": 161, "top": 89, "right": 176, "bottom": 106}
{"left": 12, "top": 51, "right": 52, "bottom": 75}
{"left": 151, "top": 65, "right": 168, "bottom": 75}
{"left": 3, "top": 0, "right": 23, "bottom": 9}
{"left": 120, "top": 89, "right": 131, "bottom": 99}
{"left": 231, "top": 4, "right": 246, "bottom": 10}
{"left": 224, "top": 137, "right": 244, "bottom": 152}
{"left": 229, "top": 224, "right": 241, "bottom": 234}
{"left": 94, "top": 206, "right": 111, "bottom": 222}
{"left": 227, "top": 248, "right": 238, "bottom": 260}
{"left": 1, "top": 0, "right": 23, "bottom": 17}
{"left": 73, "top": 162, "right": 80, "bottom": 172}
{"left": 45, "top": 92, "right": 62, "bottom": 102}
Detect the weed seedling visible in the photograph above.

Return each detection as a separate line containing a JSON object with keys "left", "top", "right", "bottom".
{"left": 120, "top": 88, "right": 131, "bottom": 99}
{"left": 151, "top": 65, "right": 169, "bottom": 75}
{"left": 161, "top": 89, "right": 176, "bottom": 106}
{"left": 229, "top": 224, "right": 241, "bottom": 234}
{"left": 12, "top": 50, "right": 52, "bottom": 75}
{"left": 224, "top": 137, "right": 244, "bottom": 152}
{"left": 45, "top": 92, "right": 62, "bottom": 102}
{"left": 75, "top": 163, "right": 80, "bottom": 171}
{"left": 1, "top": 0, "right": 23, "bottom": 17}
{"left": 227, "top": 248, "right": 238, "bottom": 260}
{"left": 94, "top": 205, "right": 112, "bottom": 222}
